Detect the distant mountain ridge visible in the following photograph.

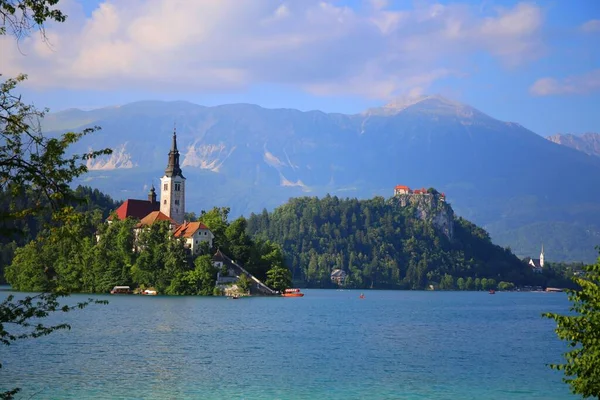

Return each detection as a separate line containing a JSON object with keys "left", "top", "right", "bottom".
{"left": 44, "top": 97, "right": 600, "bottom": 262}
{"left": 546, "top": 133, "right": 600, "bottom": 157}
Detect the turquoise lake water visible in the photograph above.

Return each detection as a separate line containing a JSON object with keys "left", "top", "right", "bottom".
{"left": 1, "top": 289, "right": 578, "bottom": 399}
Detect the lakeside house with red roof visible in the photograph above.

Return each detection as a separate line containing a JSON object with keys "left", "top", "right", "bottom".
{"left": 173, "top": 221, "right": 214, "bottom": 254}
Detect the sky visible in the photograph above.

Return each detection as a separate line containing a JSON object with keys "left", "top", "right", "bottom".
{"left": 1, "top": 0, "right": 599, "bottom": 135}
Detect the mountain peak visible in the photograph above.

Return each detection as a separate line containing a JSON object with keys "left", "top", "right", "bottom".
{"left": 362, "top": 94, "right": 485, "bottom": 119}
{"left": 385, "top": 94, "right": 461, "bottom": 110}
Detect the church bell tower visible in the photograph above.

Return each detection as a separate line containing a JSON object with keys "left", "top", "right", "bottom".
{"left": 540, "top": 244, "right": 545, "bottom": 268}
{"left": 160, "top": 129, "right": 186, "bottom": 224}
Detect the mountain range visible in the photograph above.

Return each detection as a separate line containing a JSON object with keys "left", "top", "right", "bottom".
{"left": 546, "top": 133, "right": 600, "bottom": 157}
{"left": 43, "top": 95, "right": 600, "bottom": 262}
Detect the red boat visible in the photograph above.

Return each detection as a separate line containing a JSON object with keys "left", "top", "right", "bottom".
{"left": 489, "top": 289, "right": 496, "bottom": 294}
{"left": 282, "top": 288, "right": 304, "bottom": 297}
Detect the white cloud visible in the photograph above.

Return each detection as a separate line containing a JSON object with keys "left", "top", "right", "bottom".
{"left": 0, "top": 0, "right": 545, "bottom": 99}
{"left": 530, "top": 69, "right": 600, "bottom": 96}
{"left": 581, "top": 19, "right": 600, "bottom": 33}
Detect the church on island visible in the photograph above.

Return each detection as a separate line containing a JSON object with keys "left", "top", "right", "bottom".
{"left": 108, "top": 130, "right": 214, "bottom": 254}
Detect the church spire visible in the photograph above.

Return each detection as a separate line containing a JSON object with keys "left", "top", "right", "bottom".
{"left": 165, "top": 127, "right": 183, "bottom": 178}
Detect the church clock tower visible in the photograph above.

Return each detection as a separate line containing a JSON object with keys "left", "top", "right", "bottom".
{"left": 160, "top": 129, "right": 186, "bottom": 224}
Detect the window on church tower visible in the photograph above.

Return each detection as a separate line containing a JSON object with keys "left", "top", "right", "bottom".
{"left": 174, "top": 200, "right": 179, "bottom": 205}
{"left": 163, "top": 200, "right": 167, "bottom": 205}
{"left": 164, "top": 183, "right": 168, "bottom": 191}
{"left": 175, "top": 183, "right": 181, "bottom": 191}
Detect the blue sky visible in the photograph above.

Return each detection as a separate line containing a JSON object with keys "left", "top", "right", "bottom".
{"left": 1, "top": 0, "right": 599, "bottom": 135}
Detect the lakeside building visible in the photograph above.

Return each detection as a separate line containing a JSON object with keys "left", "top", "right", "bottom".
{"left": 174, "top": 221, "right": 214, "bottom": 254}
{"left": 107, "top": 129, "right": 213, "bottom": 253}
{"left": 330, "top": 269, "right": 347, "bottom": 285}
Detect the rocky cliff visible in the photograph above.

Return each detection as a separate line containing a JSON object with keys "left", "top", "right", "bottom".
{"left": 391, "top": 192, "right": 454, "bottom": 239}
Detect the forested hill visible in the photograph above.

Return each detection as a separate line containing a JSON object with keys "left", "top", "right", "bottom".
{"left": 246, "top": 194, "right": 536, "bottom": 290}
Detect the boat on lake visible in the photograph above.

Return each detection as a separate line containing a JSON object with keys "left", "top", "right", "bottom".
{"left": 282, "top": 288, "right": 304, "bottom": 297}
{"left": 110, "top": 286, "right": 132, "bottom": 295}
{"left": 141, "top": 289, "right": 157, "bottom": 295}
{"left": 489, "top": 289, "right": 496, "bottom": 294}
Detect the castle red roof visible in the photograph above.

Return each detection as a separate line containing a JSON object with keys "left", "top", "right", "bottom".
{"left": 395, "top": 185, "right": 410, "bottom": 190}
{"left": 107, "top": 199, "right": 160, "bottom": 221}
{"left": 173, "top": 221, "right": 210, "bottom": 238}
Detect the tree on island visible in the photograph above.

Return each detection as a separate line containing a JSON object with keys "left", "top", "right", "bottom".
{"left": 543, "top": 250, "right": 600, "bottom": 399}
{"left": 265, "top": 264, "right": 292, "bottom": 292}
{"left": 1, "top": 1, "right": 110, "bottom": 398}
{"left": 167, "top": 255, "right": 217, "bottom": 296}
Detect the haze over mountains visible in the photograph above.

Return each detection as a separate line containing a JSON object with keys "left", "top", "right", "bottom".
{"left": 44, "top": 95, "right": 600, "bottom": 262}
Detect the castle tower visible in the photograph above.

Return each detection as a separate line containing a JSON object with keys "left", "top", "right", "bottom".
{"left": 540, "top": 244, "right": 544, "bottom": 268}
{"left": 160, "top": 129, "right": 186, "bottom": 224}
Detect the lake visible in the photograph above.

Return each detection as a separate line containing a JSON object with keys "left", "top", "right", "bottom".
{"left": 1, "top": 290, "right": 577, "bottom": 399}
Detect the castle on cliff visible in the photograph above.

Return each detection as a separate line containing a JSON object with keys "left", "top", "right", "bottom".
{"left": 394, "top": 184, "right": 446, "bottom": 201}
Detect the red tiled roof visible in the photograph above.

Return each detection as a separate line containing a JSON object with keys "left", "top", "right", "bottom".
{"left": 107, "top": 199, "right": 160, "bottom": 221}
{"left": 173, "top": 221, "right": 210, "bottom": 238}
{"left": 136, "top": 211, "right": 176, "bottom": 227}
{"left": 395, "top": 185, "right": 410, "bottom": 190}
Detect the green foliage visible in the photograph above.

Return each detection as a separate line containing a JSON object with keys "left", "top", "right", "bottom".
{"left": 167, "top": 255, "right": 217, "bottom": 296}
{"left": 6, "top": 203, "right": 291, "bottom": 295}
{"left": 0, "top": 0, "right": 66, "bottom": 37}
{"left": 199, "top": 207, "right": 230, "bottom": 250}
{"left": 184, "top": 212, "right": 197, "bottom": 222}
{"left": 200, "top": 206, "right": 291, "bottom": 284}
{"left": 6, "top": 216, "right": 193, "bottom": 294}
{"left": 0, "top": 185, "right": 119, "bottom": 284}
{"left": 265, "top": 265, "right": 292, "bottom": 292}
{"left": 543, "top": 254, "right": 600, "bottom": 398}
{"left": 498, "top": 281, "right": 515, "bottom": 291}
{"left": 0, "top": 75, "right": 116, "bottom": 281}
{"left": 132, "top": 221, "right": 188, "bottom": 293}
{"left": 245, "top": 240, "right": 285, "bottom": 281}
{"left": 224, "top": 217, "right": 253, "bottom": 266}
{"left": 247, "top": 195, "right": 533, "bottom": 289}
{"left": 1, "top": 75, "right": 111, "bottom": 224}
{"left": 236, "top": 273, "right": 251, "bottom": 293}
